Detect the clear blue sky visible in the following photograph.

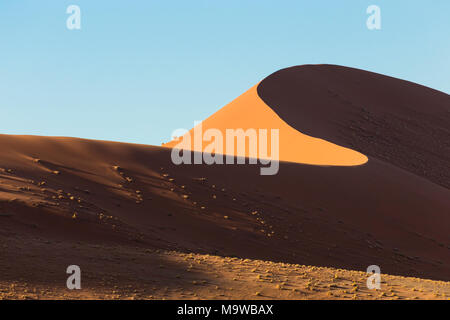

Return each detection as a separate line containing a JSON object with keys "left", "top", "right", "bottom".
{"left": 1, "top": 0, "right": 449, "bottom": 145}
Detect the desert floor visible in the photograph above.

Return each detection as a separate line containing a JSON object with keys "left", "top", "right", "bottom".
{"left": 1, "top": 235, "right": 449, "bottom": 300}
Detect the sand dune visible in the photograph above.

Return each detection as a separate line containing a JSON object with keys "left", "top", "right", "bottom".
{"left": 1, "top": 65, "right": 449, "bottom": 300}
{"left": 258, "top": 64, "right": 450, "bottom": 188}
{"left": 163, "top": 84, "right": 367, "bottom": 166}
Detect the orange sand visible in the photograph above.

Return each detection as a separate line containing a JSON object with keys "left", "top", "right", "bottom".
{"left": 164, "top": 85, "right": 368, "bottom": 166}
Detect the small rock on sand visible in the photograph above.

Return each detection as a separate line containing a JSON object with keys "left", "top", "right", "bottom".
{"left": 0, "top": 213, "right": 14, "bottom": 217}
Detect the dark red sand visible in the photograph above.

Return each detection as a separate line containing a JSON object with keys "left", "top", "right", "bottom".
{"left": 258, "top": 64, "right": 450, "bottom": 189}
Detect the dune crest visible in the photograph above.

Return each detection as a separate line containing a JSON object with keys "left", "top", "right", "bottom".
{"left": 164, "top": 85, "right": 368, "bottom": 166}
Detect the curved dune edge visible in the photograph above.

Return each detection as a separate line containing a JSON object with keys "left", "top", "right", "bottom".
{"left": 163, "top": 84, "right": 368, "bottom": 166}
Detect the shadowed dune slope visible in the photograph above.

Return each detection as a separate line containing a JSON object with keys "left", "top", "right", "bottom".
{"left": 257, "top": 64, "right": 450, "bottom": 188}
{"left": 0, "top": 134, "right": 449, "bottom": 282}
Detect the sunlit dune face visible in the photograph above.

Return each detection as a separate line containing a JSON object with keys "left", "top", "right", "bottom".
{"left": 163, "top": 84, "right": 368, "bottom": 166}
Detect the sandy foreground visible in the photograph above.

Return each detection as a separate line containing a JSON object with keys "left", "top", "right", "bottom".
{"left": 1, "top": 235, "right": 449, "bottom": 300}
